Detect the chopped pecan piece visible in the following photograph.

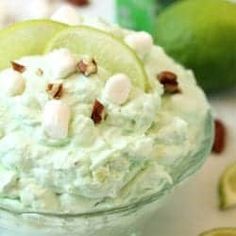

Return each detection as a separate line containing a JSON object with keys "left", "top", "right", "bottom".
{"left": 11, "top": 61, "right": 26, "bottom": 73}
{"left": 157, "top": 71, "right": 181, "bottom": 94}
{"left": 46, "top": 83, "right": 64, "bottom": 99}
{"left": 212, "top": 119, "right": 226, "bottom": 154}
{"left": 91, "top": 99, "right": 105, "bottom": 124}
{"left": 65, "top": 0, "right": 90, "bottom": 6}
{"left": 77, "top": 58, "right": 98, "bottom": 76}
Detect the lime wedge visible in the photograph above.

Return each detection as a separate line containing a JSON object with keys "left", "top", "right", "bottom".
{"left": 200, "top": 228, "right": 236, "bottom": 236}
{"left": 0, "top": 20, "right": 67, "bottom": 70}
{"left": 45, "top": 26, "right": 148, "bottom": 90}
{"left": 219, "top": 163, "right": 236, "bottom": 209}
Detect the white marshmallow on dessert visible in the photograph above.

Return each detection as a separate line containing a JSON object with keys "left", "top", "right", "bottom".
{"left": 0, "top": 69, "right": 25, "bottom": 96}
{"left": 51, "top": 5, "right": 81, "bottom": 26}
{"left": 124, "top": 32, "right": 154, "bottom": 57}
{"left": 25, "top": 0, "right": 52, "bottom": 19}
{"left": 103, "top": 73, "right": 132, "bottom": 105}
{"left": 46, "top": 48, "right": 78, "bottom": 79}
{"left": 42, "top": 100, "right": 71, "bottom": 139}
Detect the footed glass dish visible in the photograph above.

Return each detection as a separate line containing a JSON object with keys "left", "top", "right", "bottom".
{"left": 0, "top": 112, "right": 213, "bottom": 236}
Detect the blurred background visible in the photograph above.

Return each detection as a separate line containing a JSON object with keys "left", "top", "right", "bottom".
{"left": 0, "top": 0, "right": 235, "bottom": 235}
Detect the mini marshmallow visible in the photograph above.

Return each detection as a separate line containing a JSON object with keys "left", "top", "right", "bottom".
{"left": 103, "top": 73, "right": 132, "bottom": 105}
{"left": 124, "top": 32, "right": 154, "bottom": 57}
{"left": 42, "top": 100, "right": 71, "bottom": 139}
{"left": 25, "top": 0, "right": 52, "bottom": 19}
{"left": 51, "top": 5, "right": 81, "bottom": 26}
{"left": 46, "top": 48, "right": 78, "bottom": 79}
{"left": 0, "top": 69, "right": 25, "bottom": 96}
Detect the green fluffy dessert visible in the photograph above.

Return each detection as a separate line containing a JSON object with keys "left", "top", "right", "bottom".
{"left": 0, "top": 19, "right": 211, "bottom": 214}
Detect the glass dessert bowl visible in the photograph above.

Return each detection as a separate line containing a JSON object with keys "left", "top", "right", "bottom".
{"left": 0, "top": 115, "right": 213, "bottom": 236}
{"left": 0, "top": 19, "right": 214, "bottom": 236}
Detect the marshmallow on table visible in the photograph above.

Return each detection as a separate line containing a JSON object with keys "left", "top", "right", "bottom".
{"left": 103, "top": 73, "right": 132, "bottom": 105}
{"left": 46, "top": 48, "right": 78, "bottom": 79}
{"left": 124, "top": 32, "right": 154, "bottom": 57}
{"left": 51, "top": 5, "right": 81, "bottom": 26}
{"left": 0, "top": 69, "right": 25, "bottom": 96}
{"left": 42, "top": 100, "right": 71, "bottom": 139}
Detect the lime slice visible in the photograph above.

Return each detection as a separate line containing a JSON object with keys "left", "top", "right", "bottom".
{"left": 0, "top": 20, "right": 67, "bottom": 70}
{"left": 45, "top": 26, "right": 148, "bottom": 90}
{"left": 219, "top": 163, "right": 236, "bottom": 209}
{"left": 200, "top": 228, "right": 236, "bottom": 236}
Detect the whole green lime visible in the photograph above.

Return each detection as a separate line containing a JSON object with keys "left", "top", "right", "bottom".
{"left": 155, "top": 0, "right": 236, "bottom": 93}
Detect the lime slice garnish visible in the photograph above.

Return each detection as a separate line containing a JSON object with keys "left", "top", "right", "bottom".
{"left": 219, "top": 163, "right": 236, "bottom": 209}
{"left": 0, "top": 20, "right": 67, "bottom": 70}
{"left": 45, "top": 26, "right": 148, "bottom": 90}
{"left": 200, "top": 228, "right": 236, "bottom": 236}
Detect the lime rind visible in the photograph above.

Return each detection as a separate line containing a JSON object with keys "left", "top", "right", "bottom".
{"left": 200, "top": 228, "right": 236, "bottom": 236}
{"left": 0, "top": 20, "right": 67, "bottom": 70}
{"left": 45, "top": 26, "right": 149, "bottom": 91}
{"left": 219, "top": 163, "right": 236, "bottom": 210}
